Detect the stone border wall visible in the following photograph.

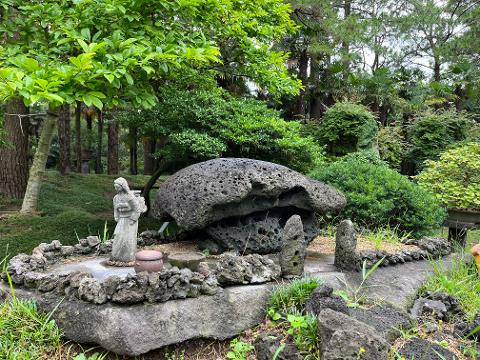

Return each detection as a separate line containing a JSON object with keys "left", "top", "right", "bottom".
{"left": 2, "top": 237, "right": 281, "bottom": 306}
{"left": 335, "top": 220, "right": 452, "bottom": 270}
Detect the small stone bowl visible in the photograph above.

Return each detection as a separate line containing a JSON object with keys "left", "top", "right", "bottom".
{"left": 134, "top": 250, "right": 164, "bottom": 273}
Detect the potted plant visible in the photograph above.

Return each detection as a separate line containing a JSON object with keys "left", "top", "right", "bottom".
{"left": 417, "top": 143, "right": 480, "bottom": 245}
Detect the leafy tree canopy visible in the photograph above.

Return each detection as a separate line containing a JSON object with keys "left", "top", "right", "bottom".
{"left": 0, "top": 0, "right": 300, "bottom": 110}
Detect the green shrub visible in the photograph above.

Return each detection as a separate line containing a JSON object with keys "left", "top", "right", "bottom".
{"left": 115, "top": 87, "right": 324, "bottom": 173}
{"left": 377, "top": 126, "right": 406, "bottom": 170}
{"left": 407, "top": 110, "right": 472, "bottom": 171}
{"left": 340, "top": 149, "right": 386, "bottom": 166}
{"left": 416, "top": 143, "right": 480, "bottom": 210}
{"left": 310, "top": 158, "right": 446, "bottom": 238}
{"left": 317, "top": 102, "right": 378, "bottom": 156}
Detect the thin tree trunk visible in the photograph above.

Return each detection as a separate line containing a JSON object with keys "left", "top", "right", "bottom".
{"left": 20, "top": 109, "right": 58, "bottom": 214}
{"left": 143, "top": 138, "right": 155, "bottom": 175}
{"left": 75, "top": 102, "right": 82, "bottom": 172}
{"left": 58, "top": 104, "right": 71, "bottom": 174}
{"left": 0, "top": 99, "right": 29, "bottom": 198}
{"left": 95, "top": 110, "right": 104, "bottom": 174}
{"left": 433, "top": 57, "right": 441, "bottom": 82}
{"left": 342, "top": 0, "right": 351, "bottom": 79}
{"left": 107, "top": 117, "right": 119, "bottom": 175}
{"left": 129, "top": 127, "right": 138, "bottom": 175}
{"left": 294, "top": 49, "right": 308, "bottom": 119}
{"left": 141, "top": 159, "right": 172, "bottom": 214}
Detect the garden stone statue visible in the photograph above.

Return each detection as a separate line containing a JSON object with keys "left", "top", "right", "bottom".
{"left": 110, "top": 177, "right": 147, "bottom": 265}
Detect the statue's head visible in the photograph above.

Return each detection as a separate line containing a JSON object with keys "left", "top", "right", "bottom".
{"left": 114, "top": 177, "right": 130, "bottom": 193}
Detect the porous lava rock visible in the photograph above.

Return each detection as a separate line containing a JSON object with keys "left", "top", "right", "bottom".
{"left": 279, "top": 215, "right": 307, "bottom": 277}
{"left": 305, "top": 284, "right": 349, "bottom": 316}
{"left": 397, "top": 338, "right": 457, "bottom": 360}
{"left": 152, "top": 158, "right": 346, "bottom": 253}
{"left": 214, "top": 253, "right": 281, "bottom": 285}
{"left": 317, "top": 308, "right": 388, "bottom": 360}
{"left": 350, "top": 304, "right": 414, "bottom": 343}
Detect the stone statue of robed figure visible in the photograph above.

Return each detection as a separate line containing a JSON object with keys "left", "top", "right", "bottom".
{"left": 110, "top": 177, "right": 147, "bottom": 265}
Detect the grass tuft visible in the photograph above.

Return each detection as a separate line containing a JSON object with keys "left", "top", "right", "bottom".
{"left": 421, "top": 252, "right": 480, "bottom": 320}
{"left": 268, "top": 277, "right": 321, "bottom": 314}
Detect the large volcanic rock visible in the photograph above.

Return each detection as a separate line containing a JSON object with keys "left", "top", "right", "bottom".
{"left": 152, "top": 158, "right": 346, "bottom": 253}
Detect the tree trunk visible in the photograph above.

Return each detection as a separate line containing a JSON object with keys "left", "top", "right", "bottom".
{"left": 143, "top": 138, "right": 156, "bottom": 175}
{"left": 58, "top": 104, "right": 71, "bottom": 174}
{"left": 141, "top": 159, "right": 173, "bottom": 214}
{"left": 0, "top": 99, "right": 29, "bottom": 199}
{"left": 75, "top": 102, "right": 82, "bottom": 172}
{"left": 107, "top": 118, "right": 119, "bottom": 175}
{"left": 20, "top": 109, "right": 58, "bottom": 214}
{"left": 294, "top": 49, "right": 308, "bottom": 119}
{"left": 433, "top": 58, "right": 441, "bottom": 82}
{"left": 342, "top": 0, "right": 352, "bottom": 79}
{"left": 129, "top": 127, "right": 138, "bottom": 175}
{"left": 95, "top": 110, "right": 104, "bottom": 174}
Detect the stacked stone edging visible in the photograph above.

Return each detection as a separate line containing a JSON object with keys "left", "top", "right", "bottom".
{"left": 2, "top": 238, "right": 281, "bottom": 305}
{"left": 335, "top": 220, "right": 452, "bottom": 270}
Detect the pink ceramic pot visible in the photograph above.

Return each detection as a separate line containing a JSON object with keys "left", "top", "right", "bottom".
{"left": 134, "top": 250, "right": 164, "bottom": 273}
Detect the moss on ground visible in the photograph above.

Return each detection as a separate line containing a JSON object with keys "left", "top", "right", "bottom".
{"left": 0, "top": 171, "right": 163, "bottom": 261}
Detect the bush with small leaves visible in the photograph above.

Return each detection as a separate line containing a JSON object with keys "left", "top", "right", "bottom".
{"left": 416, "top": 143, "right": 480, "bottom": 210}
{"left": 310, "top": 157, "right": 445, "bottom": 238}
{"left": 407, "top": 110, "right": 472, "bottom": 172}
{"left": 317, "top": 102, "right": 378, "bottom": 156}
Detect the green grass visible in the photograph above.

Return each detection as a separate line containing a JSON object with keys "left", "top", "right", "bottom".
{"left": 363, "top": 225, "right": 410, "bottom": 250}
{"left": 268, "top": 277, "right": 321, "bottom": 315}
{"left": 420, "top": 252, "right": 480, "bottom": 320}
{"left": 0, "top": 298, "right": 61, "bottom": 360}
{"left": 0, "top": 171, "right": 163, "bottom": 261}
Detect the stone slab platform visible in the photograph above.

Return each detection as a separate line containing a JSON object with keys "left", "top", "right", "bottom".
{"left": 1, "top": 255, "right": 453, "bottom": 356}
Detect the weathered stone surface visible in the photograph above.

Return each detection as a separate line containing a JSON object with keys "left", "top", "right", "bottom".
{"left": 334, "top": 220, "right": 359, "bottom": 271}
{"left": 202, "top": 209, "right": 320, "bottom": 254}
{"left": 78, "top": 277, "right": 107, "bottom": 304}
{"left": 305, "top": 284, "right": 349, "bottom": 316}
{"left": 152, "top": 158, "right": 345, "bottom": 231}
{"left": 255, "top": 335, "right": 303, "bottom": 360}
{"left": 5, "top": 253, "right": 46, "bottom": 284}
{"left": 404, "top": 237, "right": 452, "bottom": 257}
{"left": 342, "top": 255, "right": 453, "bottom": 309}
{"left": 397, "top": 338, "right": 457, "bottom": 360}
{"left": 214, "top": 253, "right": 281, "bottom": 285}
{"left": 168, "top": 252, "right": 205, "bottom": 271}
{"left": 350, "top": 304, "right": 414, "bottom": 343}
{"left": 317, "top": 309, "right": 388, "bottom": 360}
{"left": 3, "top": 282, "right": 273, "bottom": 356}
{"left": 411, "top": 298, "right": 448, "bottom": 320}
{"left": 279, "top": 215, "right": 306, "bottom": 277}
{"left": 423, "top": 291, "right": 464, "bottom": 318}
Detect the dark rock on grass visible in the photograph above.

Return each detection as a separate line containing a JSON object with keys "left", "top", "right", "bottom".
{"left": 397, "top": 338, "right": 458, "bottom": 360}
{"left": 317, "top": 308, "right": 388, "bottom": 360}
{"left": 424, "top": 291, "right": 464, "bottom": 318}
{"left": 152, "top": 158, "right": 346, "bottom": 231}
{"left": 455, "top": 312, "right": 480, "bottom": 342}
{"left": 350, "top": 303, "right": 414, "bottom": 343}
{"left": 411, "top": 298, "right": 448, "bottom": 320}
{"left": 279, "top": 215, "right": 307, "bottom": 277}
{"left": 305, "top": 284, "right": 349, "bottom": 316}
{"left": 254, "top": 334, "right": 303, "bottom": 360}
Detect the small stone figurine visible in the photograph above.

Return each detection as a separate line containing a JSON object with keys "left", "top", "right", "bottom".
{"left": 110, "top": 177, "right": 147, "bottom": 265}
